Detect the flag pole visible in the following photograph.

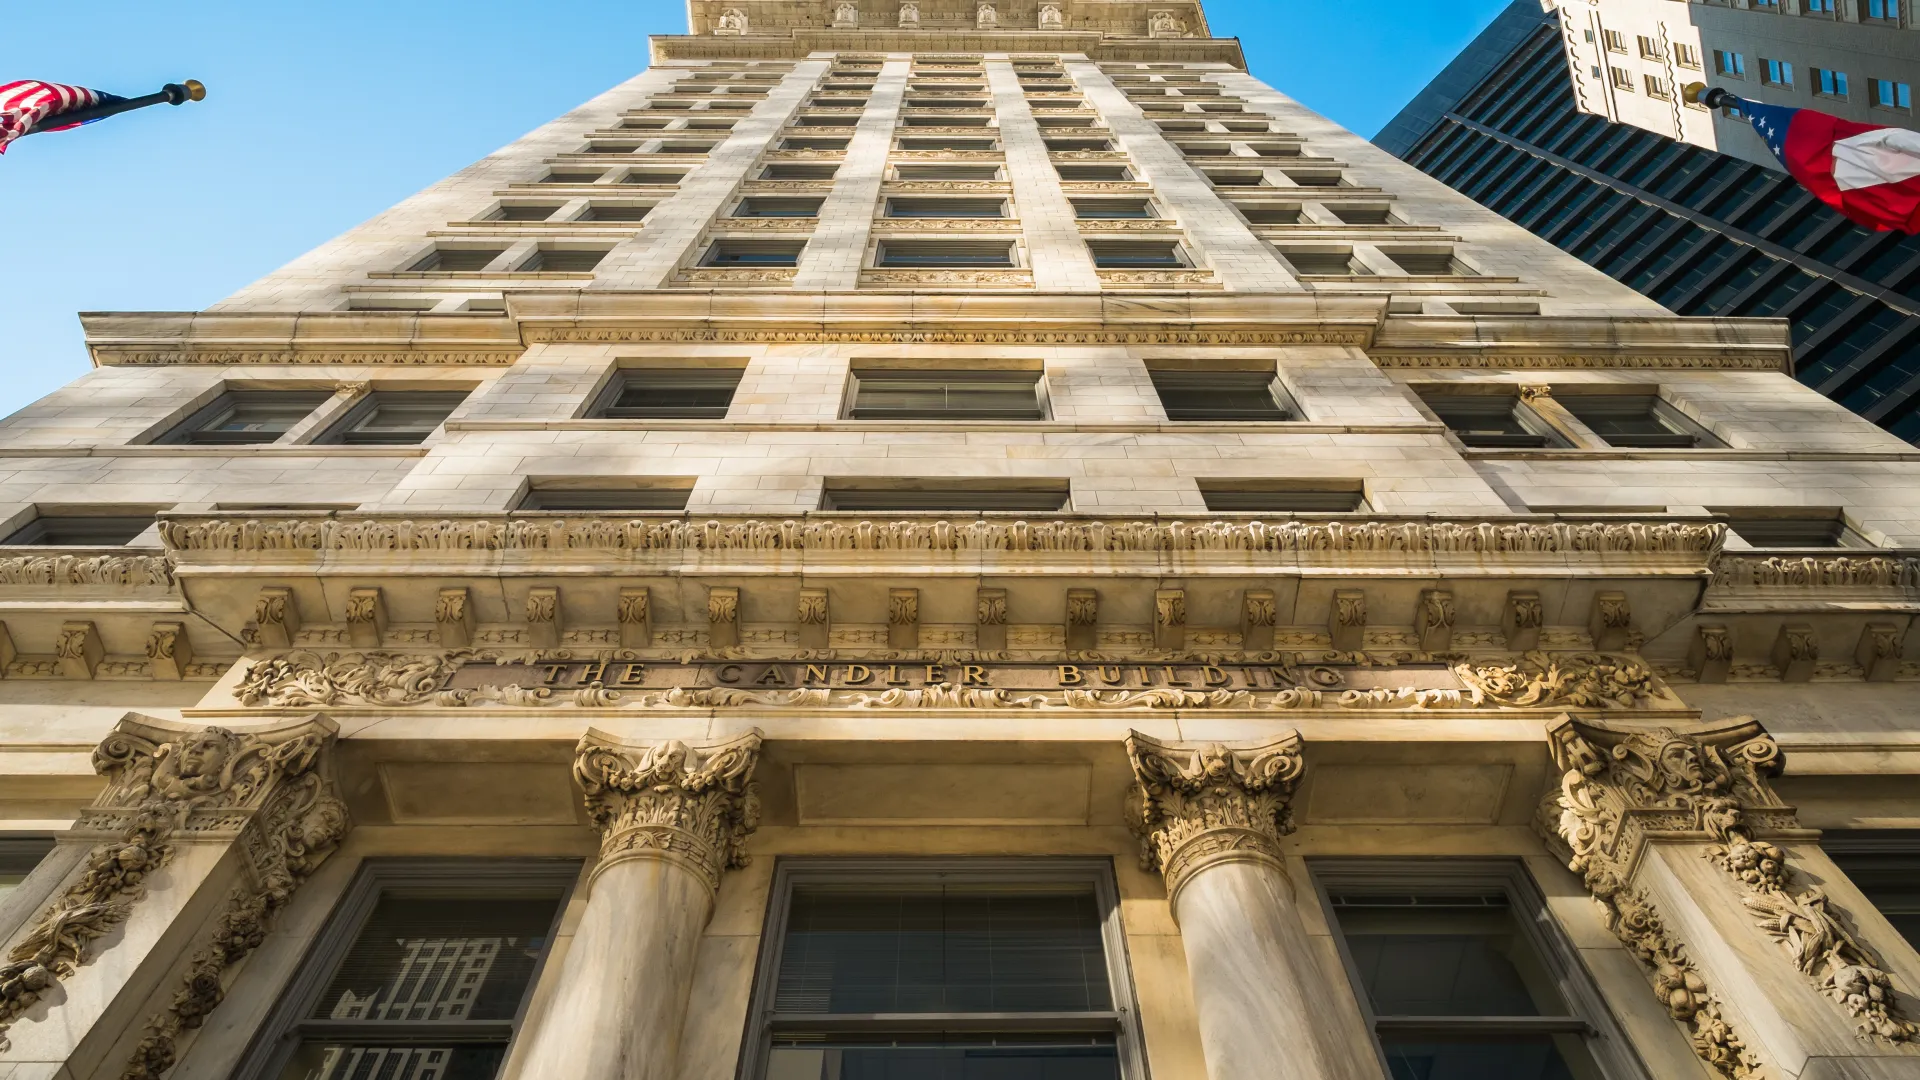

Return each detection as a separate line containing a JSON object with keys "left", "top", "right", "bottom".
{"left": 1683, "top": 82, "right": 1741, "bottom": 110}
{"left": 20, "top": 80, "right": 206, "bottom": 137}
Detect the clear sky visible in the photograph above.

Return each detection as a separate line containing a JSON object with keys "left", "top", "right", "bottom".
{"left": 2, "top": 0, "right": 1510, "bottom": 418}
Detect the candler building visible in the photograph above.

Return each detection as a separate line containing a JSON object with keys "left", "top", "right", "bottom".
{"left": 5, "top": 3, "right": 1920, "bottom": 1080}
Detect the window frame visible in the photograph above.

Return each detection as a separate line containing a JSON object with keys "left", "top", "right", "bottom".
{"left": 231, "top": 857, "right": 582, "bottom": 1080}
{"left": 1310, "top": 858, "right": 1654, "bottom": 1080}
{"left": 316, "top": 391, "right": 470, "bottom": 446}
{"left": 156, "top": 389, "right": 335, "bottom": 446}
{"left": 588, "top": 367, "right": 746, "bottom": 420}
{"left": 845, "top": 367, "right": 1048, "bottom": 420}
{"left": 736, "top": 857, "right": 1150, "bottom": 1080}
{"left": 1147, "top": 368, "right": 1301, "bottom": 421}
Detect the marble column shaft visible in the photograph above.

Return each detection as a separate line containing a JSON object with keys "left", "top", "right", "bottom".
{"left": 512, "top": 728, "right": 762, "bottom": 1080}
{"left": 1125, "top": 731, "right": 1385, "bottom": 1080}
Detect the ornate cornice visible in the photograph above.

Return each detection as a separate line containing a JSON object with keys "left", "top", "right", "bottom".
{"left": 0, "top": 553, "right": 173, "bottom": 587}
{"left": 1370, "top": 352, "right": 1787, "bottom": 371}
{"left": 1125, "top": 731, "right": 1304, "bottom": 902}
{"left": 1710, "top": 553, "right": 1920, "bottom": 592}
{"left": 522, "top": 326, "right": 1368, "bottom": 345}
{"left": 572, "top": 729, "right": 763, "bottom": 897}
{"left": 96, "top": 350, "right": 521, "bottom": 367}
{"left": 161, "top": 514, "right": 1726, "bottom": 557}
{"left": 1, "top": 716, "right": 347, "bottom": 1057}
{"left": 1542, "top": 717, "right": 1915, "bottom": 1066}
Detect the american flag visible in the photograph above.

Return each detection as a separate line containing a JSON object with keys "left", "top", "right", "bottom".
{"left": 0, "top": 80, "right": 123, "bottom": 154}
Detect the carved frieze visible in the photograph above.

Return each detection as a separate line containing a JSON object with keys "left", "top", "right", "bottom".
{"left": 0, "top": 554, "right": 173, "bottom": 588}
{"left": 619, "top": 587, "right": 651, "bottom": 649}
{"left": 1542, "top": 717, "right": 1916, "bottom": 1063}
{"left": 1125, "top": 731, "right": 1304, "bottom": 900}
{"left": 1, "top": 716, "right": 347, "bottom": 1058}
{"left": 573, "top": 729, "right": 762, "bottom": 896}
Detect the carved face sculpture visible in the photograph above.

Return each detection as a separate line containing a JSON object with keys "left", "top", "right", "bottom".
{"left": 1654, "top": 737, "right": 1705, "bottom": 792}
{"left": 174, "top": 729, "right": 236, "bottom": 790}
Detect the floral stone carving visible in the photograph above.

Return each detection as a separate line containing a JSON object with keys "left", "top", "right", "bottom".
{"left": 0, "top": 716, "right": 347, "bottom": 1063}
{"left": 1543, "top": 717, "right": 1914, "bottom": 1077}
{"left": 573, "top": 729, "right": 763, "bottom": 897}
{"left": 1125, "top": 731, "right": 1305, "bottom": 901}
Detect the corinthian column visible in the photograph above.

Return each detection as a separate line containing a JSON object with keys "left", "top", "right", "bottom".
{"left": 1, "top": 715, "right": 348, "bottom": 1078}
{"left": 514, "top": 728, "right": 762, "bottom": 1080}
{"left": 1543, "top": 717, "right": 1920, "bottom": 1079}
{"left": 1125, "top": 732, "right": 1384, "bottom": 1080}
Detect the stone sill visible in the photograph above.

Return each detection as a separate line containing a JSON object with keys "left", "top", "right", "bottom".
{"left": 367, "top": 272, "right": 595, "bottom": 281}
{"left": 0, "top": 445, "right": 434, "bottom": 458}
{"left": 434, "top": 225, "right": 647, "bottom": 236}
{"left": 440, "top": 419, "right": 1451, "bottom": 435}
{"left": 497, "top": 185, "right": 681, "bottom": 197}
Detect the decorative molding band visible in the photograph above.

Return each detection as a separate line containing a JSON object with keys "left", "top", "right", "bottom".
{"left": 521, "top": 326, "right": 1370, "bottom": 345}
{"left": 0, "top": 715, "right": 347, "bottom": 1058}
{"left": 573, "top": 728, "right": 763, "bottom": 897}
{"left": 1370, "top": 352, "right": 1788, "bottom": 372}
{"left": 95, "top": 351, "right": 522, "bottom": 367}
{"left": 0, "top": 554, "right": 174, "bottom": 587}
{"left": 160, "top": 515, "right": 1726, "bottom": 558}
{"left": 1710, "top": 554, "right": 1920, "bottom": 592}
{"left": 1125, "top": 730, "right": 1304, "bottom": 902}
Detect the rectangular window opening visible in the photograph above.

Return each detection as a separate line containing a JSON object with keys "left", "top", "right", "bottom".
{"left": 875, "top": 241, "right": 1016, "bottom": 268}
{"left": 1150, "top": 370, "right": 1295, "bottom": 421}
{"left": 848, "top": 369, "right": 1044, "bottom": 420}
{"left": 1199, "top": 482, "right": 1364, "bottom": 513}
{"left": 321, "top": 391, "right": 469, "bottom": 445}
{"left": 596, "top": 369, "right": 744, "bottom": 419}
{"left": 160, "top": 390, "right": 334, "bottom": 445}
{"left": 1420, "top": 392, "right": 1564, "bottom": 449}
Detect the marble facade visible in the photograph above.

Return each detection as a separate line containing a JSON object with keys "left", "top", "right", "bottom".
{"left": 4, "top": 2, "right": 1920, "bottom": 1079}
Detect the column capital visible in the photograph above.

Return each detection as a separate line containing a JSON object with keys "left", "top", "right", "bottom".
{"left": 573, "top": 728, "right": 764, "bottom": 897}
{"left": 2, "top": 714, "right": 349, "bottom": 1058}
{"left": 1124, "top": 730, "right": 1304, "bottom": 902}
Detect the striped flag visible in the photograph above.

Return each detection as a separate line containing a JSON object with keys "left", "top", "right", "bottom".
{"left": 0, "top": 81, "right": 124, "bottom": 154}
{"left": 1741, "top": 98, "right": 1920, "bottom": 233}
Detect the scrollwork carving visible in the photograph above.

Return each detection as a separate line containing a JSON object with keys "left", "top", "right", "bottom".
{"left": 1453, "top": 651, "right": 1661, "bottom": 710}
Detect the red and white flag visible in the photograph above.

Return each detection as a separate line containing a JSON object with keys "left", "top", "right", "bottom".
{"left": 1742, "top": 99, "right": 1920, "bottom": 233}
{"left": 0, "top": 80, "right": 123, "bottom": 154}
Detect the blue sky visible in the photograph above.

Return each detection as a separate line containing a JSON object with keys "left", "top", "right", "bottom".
{"left": 1, "top": 0, "right": 1509, "bottom": 418}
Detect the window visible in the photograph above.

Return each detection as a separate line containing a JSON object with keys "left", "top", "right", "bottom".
{"left": 848, "top": 369, "right": 1044, "bottom": 420}
{"left": 1874, "top": 78, "right": 1913, "bottom": 111}
{"left": 1557, "top": 393, "right": 1717, "bottom": 448}
{"left": 1636, "top": 35, "right": 1661, "bottom": 60}
{"left": 594, "top": 369, "right": 743, "bottom": 419}
{"left": 782, "top": 137, "right": 849, "bottom": 151}
{"left": 1676, "top": 43, "right": 1701, "bottom": 69}
{"left": 1236, "top": 203, "right": 1303, "bottom": 225}
{"left": 1333, "top": 204, "right": 1394, "bottom": 225}
{"left": 1317, "top": 861, "right": 1644, "bottom": 1080}
{"left": 579, "top": 203, "right": 651, "bottom": 222}
{"left": 1609, "top": 66, "right": 1635, "bottom": 92}
{"left": 491, "top": 204, "right": 560, "bottom": 222}
{"left": 160, "top": 390, "right": 332, "bottom": 445}
{"left": 1601, "top": 28, "right": 1627, "bottom": 53}
{"left": 235, "top": 860, "right": 575, "bottom": 1080}
{"left": 408, "top": 247, "right": 504, "bottom": 272}
{"left": 516, "top": 247, "right": 609, "bottom": 272}
{"left": 1207, "top": 171, "right": 1268, "bottom": 187}
{"left": 583, "top": 142, "right": 639, "bottom": 155}
{"left": 621, "top": 170, "right": 686, "bottom": 185}
{"left": 1385, "top": 250, "right": 1469, "bottom": 276}
{"left": 0, "top": 837, "right": 53, "bottom": 903}
{"left": 1046, "top": 138, "right": 1115, "bottom": 152}
{"left": 702, "top": 240, "right": 806, "bottom": 267}
{"left": 1718, "top": 510, "right": 1871, "bottom": 548}
{"left": 1149, "top": 370, "right": 1297, "bottom": 420}
{"left": 1825, "top": 835, "right": 1920, "bottom": 948}
{"left": 3, "top": 514, "right": 155, "bottom": 546}
{"left": 904, "top": 114, "right": 990, "bottom": 127}
{"left": 1868, "top": 0, "right": 1903, "bottom": 21}
{"left": 321, "top": 392, "right": 467, "bottom": 445}
{"left": 895, "top": 164, "right": 1001, "bottom": 181}
{"left": 1056, "top": 164, "right": 1133, "bottom": 182}
{"left": 1644, "top": 74, "right": 1671, "bottom": 99}
{"left": 654, "top": 141, "right": 715, "bottom": 155}
{"left": 1087, "top": 241, "right": 1188, "bottom": 268}
{"left": 1198, "top": 481, "right": 1364, "bottom": 512}
{"left": 1816, "top": 68, "right": 1851, "bottom": 98}
{"left": 735, "top": 197, "right": 824, "bottom": 217}
{"left": 875, "top": 240, "right": 1016, "bottom": 268}
{"left": 1763, "top": 59, "right": 1794, "bottom": 88}
{"left": 898, "top": 137, "right": 998, "bottom": 151}
{"left": 884, "top": 197, "right": 1008, "bottom": 218}
{"left": 1715, "top": 50, "right": 1746, "bottom": 78}
{"left": 761, "top": 164, "right": 839, "bottom": 181}
{"left": 1279, "top": 249, "right": 1360, "bottom": 276}
{"left": 1073, "top": 199, "right": 1155, "bottom": 219}
{"left": 822, "top": 480, "right": 1071, "bottom": 512}
{"left": 739, "top": 860, "right": 1145, "bottom": 1080}
{"left": 1806, "top": 0, "right": 1836, "bottom": 11}
{"left": 538, "top": 170, "right": 602, "bottom": 184}
{"left": 517, "top": 485, "right": 692, "bottom": 511}
{"left": 1420, "top": 392, "right": 1565, "bottom": 449}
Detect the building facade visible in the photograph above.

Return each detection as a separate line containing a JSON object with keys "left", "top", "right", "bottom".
{"left": 1540, "top": 0, "right": 1920, "bottom": 168}
{"left": 1381, "top": 0, "right": 1920, "bottom": 443}
{"left": 2, "top": 3, "right": 1920, "bottom": 1080}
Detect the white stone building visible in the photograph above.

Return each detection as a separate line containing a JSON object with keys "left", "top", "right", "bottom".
{"left": 1545, "top": 0, "right": 1920, "bottom": 168}
{"left": 2, "top": 3, "right": 1920, "bottom": 1080}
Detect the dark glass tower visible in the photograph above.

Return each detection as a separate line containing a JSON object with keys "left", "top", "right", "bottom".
{"left": 1377, "top": 0, "right": 1920, "bottom": 443}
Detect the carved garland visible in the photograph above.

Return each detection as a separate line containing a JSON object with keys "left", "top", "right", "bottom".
{"left": 1543, "top": 719, "right": 1914, "bottom": 1078}
{"left": 0, "top": 719, "right": 347, "bottom": 1063}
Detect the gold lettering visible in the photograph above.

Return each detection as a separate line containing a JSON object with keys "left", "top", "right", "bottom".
{"left": 845, "top": 664, "right": 873, "bottom": 685}
{"left": 1135, "top": 665, "right": 1152, "bottom": 685}
{"left": 803, "top": 664, "right": 831, "bottom": 686}
{"left": 1163, "top": 665, "right": 1192, "bottom": 687}
{"left": 1098, "top": 665, "right": 1123, "bottom": 685}
{"left": 1202, "top": 665, "right": 1230, "bottom": 687}
{"left": 1267, "top": 666, "right": 1293, "bottom": 688}
{"left": 1058, "top": 665, "right": 1084, "bottom": 686}
{"left": 576, "top": 661, "right": 608, "bottom": 686}
{"left": 962, "top": 664, "right": 988, "bottom": 686}
{"left": 616, "top": 663, "right": 647, "bottom": 686}
{"left": 885, "top": 664, "right": 907, "bottom": 686}
{"left": 926, "top": 664, "right": 945, "bottom": 684}
{"left": 716, "top": 664, "right": 744, "bottom": 685}
{"left": 540, "top": 664, "right": 568, "bottom": 686}
{"left": 756, "top": 665, "right": 789, "bottom": 686}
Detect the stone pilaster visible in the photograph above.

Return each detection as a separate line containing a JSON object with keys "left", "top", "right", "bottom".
{"left": 1125, "top": 731, "right": 1383, "bottom": 1080}
{"left": 1542, "top": 717, "right": 1920, "bottom": 1079}
{"left": 0, "top": 715, "right": 348, "bottom": 1080}
{"left": 513, "top": 729, "right": 763, "bottom": 1080}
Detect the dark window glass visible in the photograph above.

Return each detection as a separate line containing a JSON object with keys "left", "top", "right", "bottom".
{"left": 518, "top": 487, "right": 692, "bottom": 511}
{"left": 886, "top": 198, "right": 1007, "bottom": 218}
{"left": 3, "top": 515, "right": 154, "bottom": 546}
{"left": 518, "top": 248, "right": 608, "bottom": 273}
{"left": 822, "top": 484, "right": 1071, "bottom": 512}
{"left": 1559, "top": 394, "right": 1705, "bottom": 448}
{"left": 325, "top": 392, "right": 467, "bottom": 445}
{"left": 896, "top": 165, "right": 1000, "bottom": 181}
{"left": 736, "top": 198, "right": 825, "bottom": 217}
{"left": 1721, "top": 512, "right": 1863, "bottom": 548}
{"left": 1825, "top": 841, "right": 1920, "bottom": 949}
{"left": 1073, "top": 200, "right": 1154, "bottom": 219}
{"left": 164, "top": 391, "right": 332, "bottom": 445}
{"left": 877, "top": 242, "right": 1015, "bottom": 268}
{"left": 704, "top": 241, "right": 806, "bottom": 266}
{"left": 601, "top": 370, "right": 742, "bottom": 419}
{"left": 761, "top": 164, "right": 839, "bottom": 181}
{"left": 410, "top": 248, "right": 503, "bottom": 272}
{"left": 1150, "top": 371, "right": 1291, "bottom": 420}
{"left": 850, "top": 371, "right": 1043, "bottom": 420}
{"left": 579, "top": 204, "right": 650, "bottom": 222}
{"left": 1199, "top": 485, "right": 1364, "bottom": 512}
{"left": 1088, "top": 241, "right": 1186, "bottom": 269}
{"left": 493, "top": 204, "right": 559, "bottom": 222}
{"left": 1421, "top": 394, "right": 1559, "bottom": 448}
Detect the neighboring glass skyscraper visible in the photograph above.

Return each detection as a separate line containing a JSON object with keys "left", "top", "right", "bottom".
{"left": 1379, "top": 0, "right": 1920, "bottom": 442}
